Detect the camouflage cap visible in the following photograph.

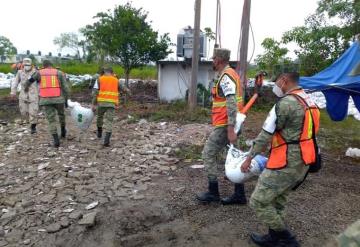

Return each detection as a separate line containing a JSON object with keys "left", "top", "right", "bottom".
{"left": 22, "top": 58, "right": 32, "bottom": 65}
{"left": 212, "top": 48, "right": 231, "bottom": 61}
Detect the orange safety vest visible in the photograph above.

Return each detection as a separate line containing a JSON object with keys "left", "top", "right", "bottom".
{"left": 39, "top": 68, "right": 61, "bottom": 98}
{"left": 266, "top": 89, "right": 320, "bottom": 169}
{"left": 97, "top": 75, "right": 119, "bottom": 105}
{"left": 211, "top": 67, "right": 243, "bottom": 127}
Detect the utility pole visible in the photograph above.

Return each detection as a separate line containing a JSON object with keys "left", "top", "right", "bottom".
{"left": 237, "top": 0, "right": 251, "bottom": 101}
{"left": 189, "top": 0, "right": 201, "bottom": 110}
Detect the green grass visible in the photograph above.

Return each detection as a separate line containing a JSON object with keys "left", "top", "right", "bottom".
{"left": 0, "top": 88, "right": 10, "bottom": 97}
{"left": 0, "top": 62, "right": 157, "bottom": 80}
{"left": 174, "top": 144, "right": 204, "bottom": 160}
{"left": 0, "top": 64, "right": 13, "bottom": 74}
{"left": 124, "top": 100, "right": 210, "bottom": 124}
{"left": 318, "top": 110, "right": 360, "bottom": 153}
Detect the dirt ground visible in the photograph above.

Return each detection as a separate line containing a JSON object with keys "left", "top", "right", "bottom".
{"left": 0, "top": 96, "right": 359, "bottom": 247}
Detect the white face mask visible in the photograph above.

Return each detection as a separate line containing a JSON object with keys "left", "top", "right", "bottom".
{"left": 272, "top": 83, "right": 284, "bottom": 97}
{"left": 24, "top": 65, "right": 32, "bottom": 71}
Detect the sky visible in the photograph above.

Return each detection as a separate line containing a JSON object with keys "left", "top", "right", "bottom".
{"left": 0, "top": 0, "right": 319, "bottom": 61}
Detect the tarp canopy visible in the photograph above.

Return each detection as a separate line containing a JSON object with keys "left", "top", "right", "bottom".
{"left": 300, "top": 40, "right": 360, "bottom": 121}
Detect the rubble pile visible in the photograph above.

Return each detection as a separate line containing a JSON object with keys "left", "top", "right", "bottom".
{"left": 0, "top": 113, "right": 211, "bottom": 246}
{"left": 129, "top": 80, "right": 158, "bottom": 103}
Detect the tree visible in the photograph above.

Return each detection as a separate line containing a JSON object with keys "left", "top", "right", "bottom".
{"left": 282, "top": 0, "right": 360, "bottom": 75}
{"left": 0, "top": 36, "right": 17, "bottom": 61}
{"left": 204, "top": 27, "right": 216, "bottom": 58}
{"left": 82, "top": 3, "right": 172, "bottom": 85}
{"left": 53, "top": 32, "right": 84, "bottom": 60}
{"left": 254, "top": 38, "right": 290, "bottom": 77}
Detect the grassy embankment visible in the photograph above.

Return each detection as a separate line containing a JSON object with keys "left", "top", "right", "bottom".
{"left": 0, "top": 63, "right": 157, "bottom": 79}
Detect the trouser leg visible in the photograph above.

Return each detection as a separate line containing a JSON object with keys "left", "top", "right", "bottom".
{"left": 202, "top": 127, "right": 228, "bottom": 181}
{"left": 28, "top": 101, "right": 39, "bottom": 125}
{"left": 103, "top": 107, "right": 115, "bottom": 133}
{"left": 43, "top": 105, "right": 58, "bottom": 135}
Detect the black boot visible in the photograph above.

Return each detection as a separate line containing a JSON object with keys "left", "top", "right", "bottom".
{"left": 104, "top": 132, "right": 111, "bottom": 147}
{"left": 30, "top": 124, "right": 37, "bottom": 134}
{"left": 196, "top": 181, "right": 220, "bottom": 202}
{"left": 61, "top": 126, "right": 66, "bottom": 138}
{"left": 251, "top": 229, "right": 299, "bottom": 247}
{"left": 97, "top": 127, "right": 102, "bottom": 138}
{"left": 221, "top": 183, "right": 247, "bottom": 205}
{"left": 52, "top": 134, "right": 60, "bottom": 148}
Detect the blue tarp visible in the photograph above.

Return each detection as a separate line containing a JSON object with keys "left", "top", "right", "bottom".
{"left": 300, "top": 40, "right": 360, "bottom": 121}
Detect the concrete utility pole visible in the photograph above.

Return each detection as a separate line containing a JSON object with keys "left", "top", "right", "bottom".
{"left": 238, "top": 0, "right": 251, "bottom": 100}
{"left": 189, "top": 0, "right": 201, "bottom": 110}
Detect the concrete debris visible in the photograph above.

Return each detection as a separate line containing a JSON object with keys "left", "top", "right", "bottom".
{"left": 78, "top": 212, "right": 97, "bottom": 226}
{"left": 85, "top": 201, "right": 99, "bottom": 210}
{"left": 190, "top": 164, "right": 204, "bottom": 169}
{"left": 0, "top": 113, "right": 211, "bottom": 244}
{"left": 46, "top": 223, "right": 62, "bottom": 233}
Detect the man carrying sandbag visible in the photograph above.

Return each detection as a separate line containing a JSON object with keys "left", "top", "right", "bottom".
{"left": 241, "top": 72, "right": 320, "bottom": 247}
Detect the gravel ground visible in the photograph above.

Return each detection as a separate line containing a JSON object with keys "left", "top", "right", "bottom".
{"left": 0, "top": 99, "right": 359, "bottom": 247}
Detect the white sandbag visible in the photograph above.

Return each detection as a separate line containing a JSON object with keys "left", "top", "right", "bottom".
{"left": 345, "top": 147, "right": 360, "bottom": 158}
{"left": 225, "top": 144, "right": 267, "bottom": 183}
{"left": 67, "top": 100, "right": 94, "bottom": 131}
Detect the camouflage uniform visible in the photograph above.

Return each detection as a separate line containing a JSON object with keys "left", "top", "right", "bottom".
{"left": 32, "top": 70, "right": 69, "bottom": 135}
{"left": 325, "top": 220, "right": 360, "bottom": 247}
{"left": 11, "top": 68, "right": 39, "bottom": 124}
{"left": 249, "top": 86, "right": 309, "bottom": 231}
{"left": 203, "top": 88, "right": 238, "bottom": 181}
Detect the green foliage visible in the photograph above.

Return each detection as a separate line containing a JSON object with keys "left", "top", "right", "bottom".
{"left": 82, "top": 2, "right": 172, "bottom": 84}
{"left": 282, "top": 0, "right": 360, "bottom": 75}
{"left": 0, "top": 64, "right": 13, "bottom": 73}
{"left": 0, "top": 36, "right": 17, "bottom": 62}
{"left": 254, "top": 38, "right": 291, "bottom": 77}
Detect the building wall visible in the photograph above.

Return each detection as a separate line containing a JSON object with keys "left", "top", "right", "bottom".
{"left": 158, "top": 62, "right": 215, "bottom": 101}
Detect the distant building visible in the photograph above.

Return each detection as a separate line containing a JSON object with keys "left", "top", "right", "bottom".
{"left": 1, "top": 53, "right": 76, "bottom": 64}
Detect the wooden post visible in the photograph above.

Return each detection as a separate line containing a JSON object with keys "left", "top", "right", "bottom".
{"left": 237, "top": 0, "right": 251, "bottom": 101}
{"left": 189, "top": 0, "right": 201, "bottom": 110}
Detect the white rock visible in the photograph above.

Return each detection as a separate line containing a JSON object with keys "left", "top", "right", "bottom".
{"left": 37, "top": 162, "right": 50, "bottom": 170}
{"left": 85, "top": 201, "right": 99, "bottom": 210}
{"left": 190, "top": 164, "right": 204, "bottom": 169}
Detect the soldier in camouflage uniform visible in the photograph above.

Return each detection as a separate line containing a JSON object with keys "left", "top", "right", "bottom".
{"left": 241, "top": 72, "right": 320, "bottom": 247}
{"left": 10, "top": 58, "right": 39, "bottom": 134}
{"left": 196, "top": 48, "right": 247, "bottom": 205}
{"left": 91, "top": 67, "right": 130, "bottom": 147}
{"left": 30, "top": 60, "right": 69, "bottom": 147}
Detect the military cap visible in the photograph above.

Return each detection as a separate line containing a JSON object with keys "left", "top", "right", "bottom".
{"left": 212, "top": 48, "right": 231, "bottom": 61}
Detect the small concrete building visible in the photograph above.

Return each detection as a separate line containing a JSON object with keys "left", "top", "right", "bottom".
{"left": 157, "top": 60, "right": 238, "bottom": 102}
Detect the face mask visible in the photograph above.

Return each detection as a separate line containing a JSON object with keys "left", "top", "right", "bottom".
{"left": 24, "top": 65, "right": 32, "bottom": 71}
{"left": 272, "top": 82, "right": 284, "bottom": 97}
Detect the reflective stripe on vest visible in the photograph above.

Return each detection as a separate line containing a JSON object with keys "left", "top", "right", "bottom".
{"left": 97, "top": 75, "right": 119, "bottom": 105}
{"left": 266, "top": 89, "right": 320, "bottom": 169}
{"left": 39, "top": 68, "right": 61, "bottom": 98}
{"left": 211, "top": 67, "right": 243, "bottom": 126}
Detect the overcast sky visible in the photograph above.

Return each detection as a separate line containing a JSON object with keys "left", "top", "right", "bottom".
{"left": 0, "top": 0, "right": 319, "bottom": 61}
